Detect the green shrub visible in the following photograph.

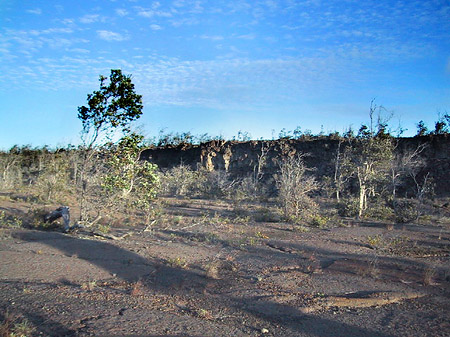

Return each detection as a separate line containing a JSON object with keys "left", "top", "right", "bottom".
{"left": 309, "top": 215, "right": 329, "bottom": 228}
{"left": 367, "top": 234, "right": 384, "bottom": 248}
{"left": 0, "top": 211, "right": 23, "bottom": 228}
{"left": 27, "top": 208, "right": 57, "bottom": 230}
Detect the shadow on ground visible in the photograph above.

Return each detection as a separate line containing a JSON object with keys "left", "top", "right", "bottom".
{"left": 12, "top": 230, "right": 398, "bottom": 337}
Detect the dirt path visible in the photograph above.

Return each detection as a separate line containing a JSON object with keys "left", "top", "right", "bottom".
{"left": 0, "top": 199, "right": 449, "bottom": 336}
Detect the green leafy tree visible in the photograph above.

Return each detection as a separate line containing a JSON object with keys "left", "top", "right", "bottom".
{"left": 76, "top": 69, "right": 144, "bottom": 222}
{"left": 78, "top": 69, "right": 143, "bottom": 147}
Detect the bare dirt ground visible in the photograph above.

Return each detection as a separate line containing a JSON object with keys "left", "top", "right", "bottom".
{"left": 0, "top": 196, "right": 449, "bottom": 337}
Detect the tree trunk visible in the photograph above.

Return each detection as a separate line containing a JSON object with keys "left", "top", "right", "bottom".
{"left": 358, "top": 184, "right": 366, "bottom": 218}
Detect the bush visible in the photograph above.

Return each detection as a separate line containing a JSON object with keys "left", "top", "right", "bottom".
{"left": 364, "top": 204, "right": 394, "bottom": 221}
{"left": 309, "top": 215, "right": 329, "bottom": 228}
{"left": 0, "top": 211, "right": 22, "bottom": 228}
{"left": 337, "top": 199, "right": 359, "bottom": 217}
{"left": 393, "top": 199, "right": 419, "bottom": 223}
{"left": 159, "top": 165, "right": 252, "bottom": 200}
{"left": 276, "top": 155, "right": 319, "bottom": 221}
{"left": 158, "top": 164, "right": 200, "bottom": 197}
{"left": 196, "top": 169, "right": 231, "bottom": 198}
{"left": 253, "top": 207, "right": 280, "bottom": 222}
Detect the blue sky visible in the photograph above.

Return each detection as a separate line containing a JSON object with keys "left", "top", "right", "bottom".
{"left": 0, "top": 0, "right": 449, "bottom": 149}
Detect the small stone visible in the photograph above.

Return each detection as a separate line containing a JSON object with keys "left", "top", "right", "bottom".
{"left": 261, "top": 328, "right": 269, "bottom": 334}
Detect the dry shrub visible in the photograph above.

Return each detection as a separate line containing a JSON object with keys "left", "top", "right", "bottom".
{"left": 0, "top": 311, "right": 34, "bottom": 337}
{"left": 205, "top": 259, "right": 237, "bottom": 280}
{"left": 423, "top": 266, "right": 437, "bottom": 286}
{"left": 158, "top": 164, "right": 199, "bottom": 197}
{"left": 276, "top": 155, "right": 319, "bottom": 222}
{"left": 394, "top": 199, "right": 419, "bottom": 223}
{"left": 130, "top": 280, "right": 144, "bottom": 296}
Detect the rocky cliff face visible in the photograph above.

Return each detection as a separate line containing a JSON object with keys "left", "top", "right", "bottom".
{"left": 141, "top": 135, "right": 450, "bottom": 197}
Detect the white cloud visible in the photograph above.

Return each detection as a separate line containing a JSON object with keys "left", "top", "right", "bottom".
{"left": 137, "top": 8, "right": 172, "bottom": 18}
{"left": 30, "top": 28, "right": 74, "bottom": 36}
{"left": 115, "top": 9, "right": 129, "bottom": 17}
{"left": 201, "top": 35, "right": 224, "bottom": 41}
{"left": 97, "top": 30, "right": 128, "bottom": 41}
{"left": 237, "top": 33, "right": 256, "bottom": 40}
{"left": 150, "top": 24, "right": 162, "bottom": 30}
{"left": 27, "top": 8, "right": 42, "bottom": 15}
{"left": 80, "top": 14, "right": 101, "bottom": 24}
{"left": 170, "top": 17, "right": 199, "bottom": 27}
{"left": 69, "top": 48, "right": 90, "bottom": 54}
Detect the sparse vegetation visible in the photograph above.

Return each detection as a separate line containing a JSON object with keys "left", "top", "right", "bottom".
{"left": 0, "top": 211, "right": 22, "bottom": 228}
{"left": 0, "top": 312, "right": 34, "bottom": 337}
{"left": 166, "top": 257, "right": 188, "bottom": 268}
{"left": 276, "top": 154, "right": 319, "bottom": 223}
{"left": 81, "top": 279, "right": 97, "bottom": 291}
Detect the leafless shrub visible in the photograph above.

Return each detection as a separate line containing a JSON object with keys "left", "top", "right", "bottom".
{"left": 159, "top": 165, "right": 242, "bottom": 200}
{"left": 276, "top": 154, "right": 319, "bottom": 222}
{"left": 35, "top": 153, "right": 71, "bottom": 202}
{"left": 0, "top": 150, "right": 22, "bottom": 189}
{"left": 158, "top": 164, "right": 199, "bottom": 197}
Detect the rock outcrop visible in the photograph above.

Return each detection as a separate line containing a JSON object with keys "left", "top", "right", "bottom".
{"left": 141, "top": 135, "right": 450, "bottom": 197}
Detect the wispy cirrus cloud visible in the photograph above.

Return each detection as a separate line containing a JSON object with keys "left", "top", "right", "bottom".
{"left": 115, "top": 9, "right": 129, "bottom": 17}
{"left": 200, "top": 35, "right": 224, "bottom": 41}
{"left": 29, "top": 28, "right": 74, "bottom": 35}
{"left": 136, "top": 7, "right": 172, "bottom": 18}
{"left": 80, "top": 14, "right": 106, "bottom": 24}
{"left": 0, "top": 28, "right": 86, "bottom": 59}
{"left": 236, "top": 33, "right": 256, "bottom": 40}
{"left": 26, "top": 8, "right": 42, "bottom": 15}
{"left": 97, "top": 30, "right": 128, "bottom": 41}
{"left": 170, "top": 17, "right": 199, "bottom": 27}
{"left": 150, "top": 24, "right": 162, "bottom": 31}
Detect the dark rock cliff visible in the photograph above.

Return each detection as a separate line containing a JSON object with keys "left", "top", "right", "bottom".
{"left": 141, "top": 135, "right": 450, "bottom": 197}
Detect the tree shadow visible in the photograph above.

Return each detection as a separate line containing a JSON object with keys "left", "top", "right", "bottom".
{"left": 0, "top": 305, "right": 77, "bottom": 337}
{"left": 14, "top": 230, "right": 398, "bottom": 337}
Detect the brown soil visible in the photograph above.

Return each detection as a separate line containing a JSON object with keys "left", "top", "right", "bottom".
{"left": 0, "top": 197, "right": 449, "bottom": 337}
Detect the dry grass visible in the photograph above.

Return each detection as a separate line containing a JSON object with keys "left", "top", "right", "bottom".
{"left": 423, "top": 266, "right": 438, "bottom": 286}
{"left": 0, "top": 311, "right": 34, "bottom": 337}
{"left": 130, "top": 280, "right": 144, "bottom": 297}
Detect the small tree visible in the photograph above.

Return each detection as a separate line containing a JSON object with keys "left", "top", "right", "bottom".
{"left": 77, "top": 69, "right": 144, "bottom": 222}
{"left": 0, "top": 147, "right": 22, "bottom": 189}
{"left": 78, "top": 69, "right": 143, "bottom": 147}
{"left": 332, "top": 138, "right": 352, "bottom": 202}
{"left": 415, "top": 120, "right": 428, "bottom": 137}
{"left": 343, "top": 101, "right": 394, "bottom": 218}
{"left": 102, "top": 133, "right": 159, "bottom": 224}
{"left": 35, "top": 151, "right": 71, "bottom": 202}
{"left": 276, "top": 154, "right": 319, "bottom": 222}
{"left": 390, "top": 142, "right": 427, "bottom": 200}
{"left": 433, "top": 113, "right": 449, "bottom": 135}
